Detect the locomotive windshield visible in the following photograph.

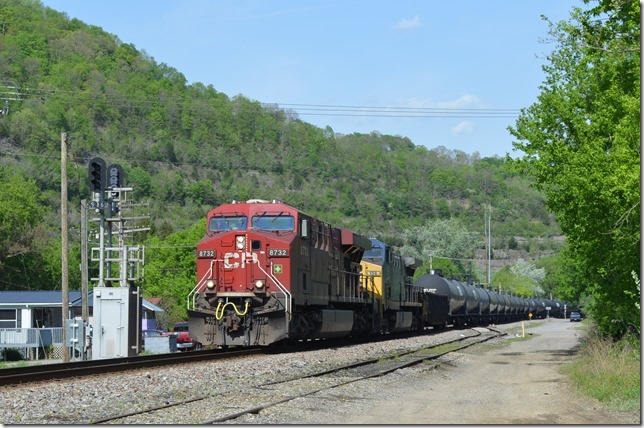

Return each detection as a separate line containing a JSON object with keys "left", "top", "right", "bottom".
{"left": 363, "top": 243, "right": 385, "bottom": 264}
{"left": 252, "top": 214, "right": 295, "bottom": 232}
{"left": 208, "top": 215, "right": 248, "bottom": 232}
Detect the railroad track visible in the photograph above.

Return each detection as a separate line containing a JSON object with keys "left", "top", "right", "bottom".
{"left": 0, "top": 324, "right": 451, "bottom": 387}
{"left": 0, "top": 348, "right": 260, "bottom": 387}
{"left": 91, "top": 327, "right": 505, "bottom": 424}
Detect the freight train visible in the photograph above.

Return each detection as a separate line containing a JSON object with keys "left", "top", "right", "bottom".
{"left": 187, "top": 199, "right": 564, "bottom": 347}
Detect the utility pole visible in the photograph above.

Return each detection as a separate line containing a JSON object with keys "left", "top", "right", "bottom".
{"left": 484, "top": 207, "right": 488, "bottom": 287}
{"left": 484, "top": 204, "right": 492, "bottom": 287}
{"left": 487, "top": 204, "right": 492, "bottom": 287}
{"left": 429, "top": 251, "right": 433, "bottom": 273}
{"left": 61, "top": 132, "right": 69, "bottom": 363}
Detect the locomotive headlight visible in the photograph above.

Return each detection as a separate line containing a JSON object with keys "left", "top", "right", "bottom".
{"left": 206, "top": 279, "right": 216, "bottom": 290}
{"left": 236, "top": 235, "right": 246, "bottom": 250}
{"left": 255, "top": 279, "right": 265, "bottom": 290}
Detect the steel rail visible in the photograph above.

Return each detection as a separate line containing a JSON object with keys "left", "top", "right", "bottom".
{"left": 0, "top": 348, "right": 259, "bottom": 386}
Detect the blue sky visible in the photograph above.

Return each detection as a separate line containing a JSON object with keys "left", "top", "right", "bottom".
{"left": 41, "top": 0, "right": 580, "bottom": 158}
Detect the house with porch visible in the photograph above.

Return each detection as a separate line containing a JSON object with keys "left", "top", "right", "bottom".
{"left": 0, "top": 289, "right": 163, "bottom": 359}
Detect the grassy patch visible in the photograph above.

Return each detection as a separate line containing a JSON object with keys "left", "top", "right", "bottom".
{"left": 0, "top": 361, "right": 29, "bottom": 369}
{"left": 562, "top": 327, "right": 640, "bottom": 412}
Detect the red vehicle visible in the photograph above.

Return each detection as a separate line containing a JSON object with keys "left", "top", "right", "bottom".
{"left": 187, "top": 199, "right": 371, "bottom": 347}
{"left": 170, "top": 321, "right": 201, "bottom": 351}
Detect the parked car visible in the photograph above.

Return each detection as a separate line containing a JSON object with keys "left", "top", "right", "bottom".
{"left": 170, "top": 322, "right": 202, "bottom": 351}
{"left": 569, "top": 312, "right": 582, "bottom": 322}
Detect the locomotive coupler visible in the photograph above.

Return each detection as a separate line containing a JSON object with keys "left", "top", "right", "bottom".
{"left": 225, "top": 313, "right": 241, "bottom": 332}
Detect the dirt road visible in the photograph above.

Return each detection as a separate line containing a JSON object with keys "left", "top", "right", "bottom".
{"left": 303, "top": 319, "right": 640, "bottom": 425}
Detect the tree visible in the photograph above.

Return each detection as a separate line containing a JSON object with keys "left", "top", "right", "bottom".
{"left": 508, "top": 0, "right": 640, "bottom": 338}
{"left": 0, "top": 166, "right": 43, "bottom": 264}
{"left": 400, "top": 218, "right": 482, "bottom": 280}
{"left": 142, "top": 220, "right": 205, "bottom": 325}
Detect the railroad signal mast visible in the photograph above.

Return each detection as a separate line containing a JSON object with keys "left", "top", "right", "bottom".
{"left": 86, "top": 157, "right": 150, "bottom": 359}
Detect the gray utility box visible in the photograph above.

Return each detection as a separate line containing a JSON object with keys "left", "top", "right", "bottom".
{"left": 92, "top": 286, "right": 140, "bottom": 359}
{"left": 144, "top": 335, "right": 177, "bottom": 354}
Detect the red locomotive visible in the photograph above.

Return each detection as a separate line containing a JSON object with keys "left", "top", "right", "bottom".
{"left": 187, "top": 199, "right": 373, "bottom": 346}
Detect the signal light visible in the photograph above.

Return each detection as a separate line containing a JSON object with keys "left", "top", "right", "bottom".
{"left": 107, "top": 164, "right": 124, "bottom": 189}
{"left": 88, "top": 157, "right": 106, "bottom": 192}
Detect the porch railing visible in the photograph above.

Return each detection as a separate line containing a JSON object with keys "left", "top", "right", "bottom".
{"left": 0, "top": 328, "right": 64, "bottom": 360}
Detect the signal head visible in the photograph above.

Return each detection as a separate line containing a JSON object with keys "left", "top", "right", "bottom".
{"left": 88, "top": 157, "right": 106, "bottom": 192}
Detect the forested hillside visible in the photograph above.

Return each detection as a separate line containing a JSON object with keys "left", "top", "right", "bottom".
{"left": 0, "top": 1, "right": 562, "bottom": 305}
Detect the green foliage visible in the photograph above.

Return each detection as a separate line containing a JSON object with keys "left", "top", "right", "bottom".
{"left": 400, "top": 218, "right": 481, "bottom": 280}
{"left": 508, "top": 0, "right": 640, "bottom": 339}
{"left": 493, "top": 265, "right": 543, "bottom": 297}
{"left": 142, "top": 219, "right": 205, "bottom": 325}
{"left": 562, "top": 327, "right": 640, "bottom": 411}
{"left": 0, "top": 0, "right": 559, "bottom": 238}
{"left": 0, "top": 165, "right": 44, "bottom": 267}
{"left": 414, "top": 257, "right": 458, "bottom": 279}
{"left": 0, "top": 0, "right": 564, "bottom": 316}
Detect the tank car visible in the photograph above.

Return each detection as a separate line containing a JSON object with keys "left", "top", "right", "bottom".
{"left": 187, "top": 199, "right": 372, "bottom": 346}
{"left": 414, "top": 272, "right": 470, "bottom": 327}
{"left": 414, "top": 272, "right": 548, "bottom": 327}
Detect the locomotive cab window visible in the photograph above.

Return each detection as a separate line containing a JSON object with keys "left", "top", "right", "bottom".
{"left": 252, "top": 215, "right": 295, "bottom": 232}
{"left": 208, "top": 215, "right": 248, "bottom": 232}
{"left": 363, "top": 244, "right": 384, "bottom": 264}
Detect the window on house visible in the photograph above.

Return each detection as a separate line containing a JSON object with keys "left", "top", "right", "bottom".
{"left": 0, "top": 309, "right": 17, "bottom": 329}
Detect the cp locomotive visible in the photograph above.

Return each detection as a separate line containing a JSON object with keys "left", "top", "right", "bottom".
{"left": 187, "top": 199, "right": 564, "bottom": 347}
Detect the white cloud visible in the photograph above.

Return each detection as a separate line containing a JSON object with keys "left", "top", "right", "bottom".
{"left": 451, "top": 121, "right": 474, "bottom": 135}
{"left": 393, "top": 14, "right": 421, "bottom": 30}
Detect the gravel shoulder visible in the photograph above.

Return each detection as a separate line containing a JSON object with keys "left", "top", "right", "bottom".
{"left": 265, "top": 319, "right": 640, "bottom": 425}
{"left": 1, "top": 319, "right": 639, "bottom": 424}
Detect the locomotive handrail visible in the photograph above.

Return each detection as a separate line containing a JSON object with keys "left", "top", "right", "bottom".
{"left": 329, "top": 266, "right": 364, "bottom": 301}
{"left": 188, "top": 260, "right": 215, "bottom": 310}
{"left": 257, "top": 262, "right": 292, "bottom": 317}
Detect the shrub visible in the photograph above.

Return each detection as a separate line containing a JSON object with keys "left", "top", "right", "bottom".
{"left": 2, "top": 348, "right": 24, "bottom": 362}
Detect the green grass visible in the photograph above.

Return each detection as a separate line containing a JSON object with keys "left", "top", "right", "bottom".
{"left": 0, "top": 361, "right": 29, "bottom": 369}
{"left": 562, "top": 327, "right": 641, "bottom": 412}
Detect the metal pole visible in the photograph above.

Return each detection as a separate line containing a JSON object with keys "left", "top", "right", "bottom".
{"left": 106, "top": 192, "right": 113, "bottom": 287}
{"left": 80, "top": 199, "right": 88, "bottom": 322}
{"left": 98, "top": 204, "right": 105, "bottom": 287}
{"left": 61, "top": 132, "right": 69, "bottom": 363}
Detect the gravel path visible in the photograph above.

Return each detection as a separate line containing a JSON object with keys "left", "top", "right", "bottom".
{"left": 260, "top": 319, "right": 640, "bottom": 425}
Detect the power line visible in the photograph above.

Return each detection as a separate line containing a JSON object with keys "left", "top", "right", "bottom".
{"left": 276, "top": 102, "right": 520, "bottom": 118}
{"left": 3, "top": 82, "right": 521, "bottom": 119}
